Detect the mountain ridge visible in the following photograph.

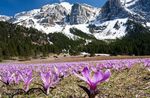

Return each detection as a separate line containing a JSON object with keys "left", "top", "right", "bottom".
{"left": 0, "top": 0, "right": 150, "bottom": 40}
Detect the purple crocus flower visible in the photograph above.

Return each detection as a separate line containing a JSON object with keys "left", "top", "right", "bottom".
{"left": 12, "top": 70, "right": 21, "bottom": 84}
{"left": 53, "top": 66, "right": 64, "bottom": 78}
{"left": 74, "top": 67, "right": 111, "bottom": 97}
{"left": 0, "top": 71, "right": 14, "bottom": 85}
{"left": 20, "top": 70, "right": 33, "bottom": 92}
{"left": 40, "top": 71, "right": 59, "bottom": 95}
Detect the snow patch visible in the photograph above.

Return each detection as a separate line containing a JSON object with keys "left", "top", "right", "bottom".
{"left": 94, "top": 18, "right": 128, "bottom": 40}
{"left": 146, "top": 23, "right": 150, "bottom": 27}
{"left": 60, "top": 2, "right": 72, "bottom": 12}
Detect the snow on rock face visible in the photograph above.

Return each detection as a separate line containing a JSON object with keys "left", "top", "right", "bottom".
{"left": 96, "top": 0, "right": 129, "bottom": 22}
{"left": 91, "top": 18, "right": 128, "bottom": 39}
{"left": 60, "top": 2, "right": 72, "bottom": 12}
{"left": 12, "top": 2, "right": 73, "bottom": 27}
{"left": 96, "top": 0, "right": 150, "bottom": 23}
{"left": 92, "top": 0, "right": 150, "bottom": 39}
{"left": 128, "top": 0, "right": 150, "bottom": 22}
{"left": 121, "top": 0, "right": 139, "bottom": 6}
{"left": 11, "top": 2, "right": 98, "bottom": 27}
{"left": 62, "top": 24, "right": 91, "bottom": 39}
{"left": 96, "top": 1, "right": 127, "bottom": 23}
{"left": 147, "top": 23, "right": 150, "bottom": 27}
{"left": 8, "top": 2, "right": 100, "bottom": 39}
{"left": 1, "top": 0, "right": 150, "bottom": 40}
{"left": 0, "top": 15, "right": 11, "bottom": 22}
{"left": 70, "top": 3, "right": 98, "bottom": 25}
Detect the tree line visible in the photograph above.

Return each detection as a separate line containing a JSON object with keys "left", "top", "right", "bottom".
{"left": 0, "top": 20, "right": 150, "bottom": 61}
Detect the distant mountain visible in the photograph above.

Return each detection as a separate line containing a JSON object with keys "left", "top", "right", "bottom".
{"left": 0, "top": 0, "right": 150, "bottom": 40}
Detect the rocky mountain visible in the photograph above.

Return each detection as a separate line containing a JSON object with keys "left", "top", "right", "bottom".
{"left": 4, "top": 2, "right": 99, "bottom": 39}
{"left": 69, "top": 3, "right": 98, "bottom": 25}
{"left": 89, "top": 0, "right": 150, "bottom": 39}
{"left": 96, "top": 0, "right": 150, "bottom": 23}
{"left": 0, "top": 0, "right": 150, "bottom": 40}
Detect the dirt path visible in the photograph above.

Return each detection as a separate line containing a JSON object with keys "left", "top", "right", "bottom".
{"left": 1, "top": 56, "right": 150, "bottom": 64}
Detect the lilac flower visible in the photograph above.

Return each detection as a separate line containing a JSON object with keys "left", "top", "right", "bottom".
{"left": 0, "top": 71, "right": 14, "bottom": 85}
{"left": 40, "top": 71, "right": 59, "bottom": 95}
{"left": 12, "top": 70, "right": 21, "bottom": 84}
{"left": 20, "top": 70, "right": 33, "bottom": 92}
{"left": 53, "top": 66, "right": 64, "bottom": 78}
{"left": 143, "top": 59, "right": 150, "bottom": 67}
{"left": 74, "top": 67, "right": 111, "bottom": 97}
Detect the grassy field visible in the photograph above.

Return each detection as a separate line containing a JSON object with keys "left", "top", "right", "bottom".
{"left": 0, "top": 64, "right": 150, "bottom": 98}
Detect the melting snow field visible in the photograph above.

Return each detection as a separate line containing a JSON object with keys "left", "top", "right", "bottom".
{"left": 93, "top": 18, "right": 128, "bottom": 39}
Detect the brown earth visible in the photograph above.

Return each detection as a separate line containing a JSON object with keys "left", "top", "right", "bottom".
{"left": 1, "top": 55, "right": 150, "bottom": 64}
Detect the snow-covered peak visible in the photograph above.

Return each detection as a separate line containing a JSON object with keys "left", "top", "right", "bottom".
{"left": 41, "top": 2, "right": 72, "bottom": 14}
{"left": 0, "top": 15, "right": 11, "bottom": 21}
{"left": 0, "top": 1, "right": 150, "bottom": 40}
{"left": 60, "top": 2, "right": 72, "bottom": 12}
{"left": 14, "top": 9, "right": 40, "bottom": 18}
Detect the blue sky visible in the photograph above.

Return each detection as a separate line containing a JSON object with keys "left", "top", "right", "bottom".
{"left": 0, "top": 0, "right": 107, "bottom": 16}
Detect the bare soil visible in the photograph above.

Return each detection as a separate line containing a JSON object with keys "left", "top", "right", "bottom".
{"left": 1, "top": 55, "right": 150, "bottom": 64}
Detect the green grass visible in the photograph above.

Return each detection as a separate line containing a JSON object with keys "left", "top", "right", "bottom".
{"left": 0, "top": 64, "right": 150, "bottom": 98}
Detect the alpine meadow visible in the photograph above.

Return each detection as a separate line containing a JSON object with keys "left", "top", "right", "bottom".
{"left": 0, "top": 0, "right": 150, "bottom": 98}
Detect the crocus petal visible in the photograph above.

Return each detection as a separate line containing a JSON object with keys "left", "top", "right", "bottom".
{"left": 54, "top": 66, "right": 59, "bottom": 74}
{"left": 92, "top": 70, "right": 103, "bottom": 84}
{"left": 81, "top": 67, "right": 90, "bottom": 80}
{"left": 74, "top": 72, "right": 88, "bottom": 82}
{"left": 24, "top": 77, "right": 33, "bottom": 92}
{"left": 41, "top": 72, "right": 47, "bottom": 84}
{"left": 100, "top": 69, "right": 111, "bottom": 82}
{"left": 41, "top": 72, "right": 51, "bottom": 89}
{"left": 45, "top": 72, "right": 51, "bottom": 84}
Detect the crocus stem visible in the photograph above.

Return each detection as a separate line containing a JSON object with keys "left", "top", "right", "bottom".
{"left": 46, "top": 88, "right": 50, "bottom": 95}
{"left": 89, "top": 94, "right": 96, "bottom": 98}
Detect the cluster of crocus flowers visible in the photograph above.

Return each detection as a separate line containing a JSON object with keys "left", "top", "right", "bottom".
{"left": 74, "top": 67, "right": 111, "bottom": 98}
{"left": 0, "top": 58, "right": 149, "bottom": 97}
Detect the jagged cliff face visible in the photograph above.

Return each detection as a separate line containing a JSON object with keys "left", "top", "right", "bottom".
{"left": 128, "top": 0, "right": 150, "bottom": 22}
{"left": 70, "top": 3, "right": 98, "bottom": 24}
{"left": 96, "top": 0, "right": 129, "bottom": 22}
{"left": 70, "top": 3, "right": 87, "bottom": 24}
{"left": 37, "top": 4, "right": 68, "bottom": 26}
{"left": 0, "top": 0, "right": 150, "bottom": 40}
{"left": 11, "top": 3, "right": 71, "bottom": 27}
{"left": 96, "top": 0, "right": 150, "bottom": 23}
{"left": 7, "top": 2, "right": 98, "bottom": 27}
{"left": 87, "top": 0, "right": 150, "bottom": 39}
